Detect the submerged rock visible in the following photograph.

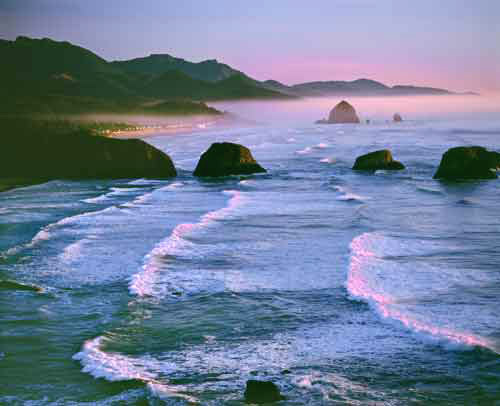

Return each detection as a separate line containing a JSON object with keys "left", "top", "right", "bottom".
{"left": 194, "top": 142, "right": 266, "bottom": 177}
{"left": 353, "top": 149, "right": 405, "bottom": 171}
{"left": 244, "top": 380, "right": 284, "bottom": 403}
{"left": 393, "top": 113, "right": 403, "bottom": 122}
{"left": 433, "top": 146, "right": 500, "bottom": 180}
{"left": 328, "top": 100, "right": 360, "bottom": 123}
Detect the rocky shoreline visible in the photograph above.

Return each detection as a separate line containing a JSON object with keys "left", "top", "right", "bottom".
{"left": 2, "top": 112, "right": 499, "bottom": 195}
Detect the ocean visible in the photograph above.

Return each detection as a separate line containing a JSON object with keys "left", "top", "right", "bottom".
{"left": 1, "top": 96, "right": 499, "bottom": 405}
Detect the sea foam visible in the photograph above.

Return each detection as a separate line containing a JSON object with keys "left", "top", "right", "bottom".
{"left": 73, "top": 336, "right": 198, "bottom": 403}
{"left": 346, "top": 232, "right": 497, "bottom": 353}
{"left": 129, "top": 190, "right": 245, "bottom": 298}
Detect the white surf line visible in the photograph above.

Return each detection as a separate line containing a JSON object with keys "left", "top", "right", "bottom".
{"left": 82, "top": 186, "right": 145, "bottom": 204}
{"left": 346, "top": 232, "right": 498, "bottom": 353}
{"left": 3, "top": 181, "right": 179, "bottom": 258}
{"left": 129, "top": 190, "right": 245, "bottom": 298}
{"left": 2, "top": 206, "right": 120, "bottom": 257}
{"left": 73, "top": 336, "right": 198, "bottom": 403}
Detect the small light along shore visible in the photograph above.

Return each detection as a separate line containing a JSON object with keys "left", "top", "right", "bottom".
{"left": 105, "top": 115, "right": 233, "bottom": 139}
{"left": 107, "top": 123, "right": 200, "bottom": 138}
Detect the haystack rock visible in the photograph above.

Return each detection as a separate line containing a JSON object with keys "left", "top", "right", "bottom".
{"left": 393, "top": 113, "right": 403, "bottom": 122}
{"left": 244, "top": 380, "right": 284, "bottom": 403}
{"left": 433, "top": 146, "right": 500, "bottom": 180}
{"left": 353, "top": 149, "right": 405, "bottom": 171}
{"left": 193, "top": 142, "right": 266, "bottom": 177}
{"left": 328, "top": 100, "right": 360, "bottom": 123}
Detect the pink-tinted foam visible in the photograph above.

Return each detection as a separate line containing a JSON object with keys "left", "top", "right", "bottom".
{"left": 347, "top": 233, "right": 495, "bottom": 352}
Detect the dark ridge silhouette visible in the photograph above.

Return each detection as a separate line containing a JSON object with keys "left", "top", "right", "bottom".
{"left": 0, "top": 118, "right": 177, "bottom": 192}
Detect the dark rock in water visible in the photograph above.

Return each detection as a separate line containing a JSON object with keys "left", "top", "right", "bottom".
{"left": 353, "top": 149, "right": 405, "bottom": 171}
{"left": 328, "top": 100, "right": 360, "bottom": 123}
{"left": 315, "top": 119, "right": 329, "bottom": 124}
{"left": 433, "top": 146, "right": 499, "bottom": 180}
{"left": 244, "top": 380, "right": 284, "bottom": 403}
{"left": 393, "top": 113, "right": 403, "bottom": 122}
{"left": 194, "top": 142, "right": 266, "bottom": 177}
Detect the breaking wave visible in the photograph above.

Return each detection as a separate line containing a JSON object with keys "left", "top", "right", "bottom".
{"left": 346, "top": 232, "right": 498, "bottom": 353}
{"left": 128, "top": 190, "right": 245, "bottom": 298}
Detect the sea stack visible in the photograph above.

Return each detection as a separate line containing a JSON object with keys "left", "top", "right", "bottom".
{"left": 433, "top": 146, "right": 500, "bottom": 180}
{"left": 193, "top": 142, "right": 266, "bottom": 177}
{"left": 393, "top": 113, "right": 403, "bottom": 122}
{"left": 328, "top": 100, "right": 360, "bottom": 123}
{"left": 353, "top": 149, "right": 405, "bottom": 171}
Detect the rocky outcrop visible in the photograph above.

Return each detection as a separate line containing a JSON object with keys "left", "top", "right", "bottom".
{"left": 393, "top": 113, "right": 403, "bottom": 122}
{"left": 0, "top": 120, "right": 177, "bottom": 182}
{"left": 353, "top": 149, "right": 405, "bottom": 171}
{"left": 193, "top": 142, "right": 266, "bottom": 177}
{"left": 244, "top": 380, "right": 284, "bottom": 403}
{"left": 328, "top": 100, "right": 360, "bottom": 123}
{"left": 315, "top": 100, "right": 360, "bottom": 124}
{"left": 433, "top": 146, "right": 500, "bottom": 180}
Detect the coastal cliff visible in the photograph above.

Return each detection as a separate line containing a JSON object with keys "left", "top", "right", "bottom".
{"left": 0, "top": 119, "right": 176, "bottom": 191}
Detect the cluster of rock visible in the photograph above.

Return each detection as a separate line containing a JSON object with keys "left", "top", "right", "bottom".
{"left": 350, "top": 146, "right": 500, "bottom": 179}
{"left": 315, "top": 101, "right": 403, "bottom": 124}
{"left": 312, "top": 102, "right": 499, "bottom": 179}
{"left": 3, "top": 113, "right": 498, "bottom": 190}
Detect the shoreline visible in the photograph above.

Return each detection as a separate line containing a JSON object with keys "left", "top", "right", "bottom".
{"left": 107, "top": 114, "right": 237, "bottom": 139}
{"left": 0, "top": 178, "right": 48, "bottom": 193}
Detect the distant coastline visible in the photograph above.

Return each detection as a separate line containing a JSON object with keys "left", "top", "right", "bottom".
{"left": 0, "top": 36, "right": 477, "bottom": 118}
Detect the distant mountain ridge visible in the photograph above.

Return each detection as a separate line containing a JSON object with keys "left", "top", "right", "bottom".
{"left": 262, "top": 78, "right": 463, "bottom": 97}
{"left": 0, "top": 36, "right": 474, "bottom": 115}
{"left": 112, "top": 51, "right": 472, "bottom": 97}
{"left": 111, "top": 54, "right": 253, "bottom": 83}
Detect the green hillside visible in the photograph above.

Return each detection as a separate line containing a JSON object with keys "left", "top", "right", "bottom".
{"left": 0, "top": 36, "right": 291, "bottom": 116}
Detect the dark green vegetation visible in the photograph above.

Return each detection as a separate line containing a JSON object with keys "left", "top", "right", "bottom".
{"left": 194, "top": 142, "right": 267, "bottom": 177}
{"left": 433, "top": 146, "right": 500, "bottom": 180}
{"left": 0, "top": 118, "right": 176, "bottom": 192}
{"left": 0, "top": 36, "right": 466, "bottom": 117}
{"left": 0, "top": 36, "right": 288, "bottom": 115}
{"left": 111, "top": 53, "right": 251, "bottom": 82}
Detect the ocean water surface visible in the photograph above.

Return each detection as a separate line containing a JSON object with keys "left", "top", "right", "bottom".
{"left": 1, "top": 96, "right": 500, "bottom": 404}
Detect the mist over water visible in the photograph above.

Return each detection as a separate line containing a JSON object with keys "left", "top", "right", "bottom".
{"left": 1, "top": 96, "right": 500, "bottom": 404}
{"left": 213, "top": 94, "right": 500, "bottom": 125}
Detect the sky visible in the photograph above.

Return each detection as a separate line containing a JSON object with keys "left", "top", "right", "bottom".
{"left": 1, "top": 0, "right": 499, "bottom": 93}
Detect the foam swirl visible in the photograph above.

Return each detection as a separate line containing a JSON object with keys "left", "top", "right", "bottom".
{"left": 346, "top": 232, "right": 497, "bottom": 352}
